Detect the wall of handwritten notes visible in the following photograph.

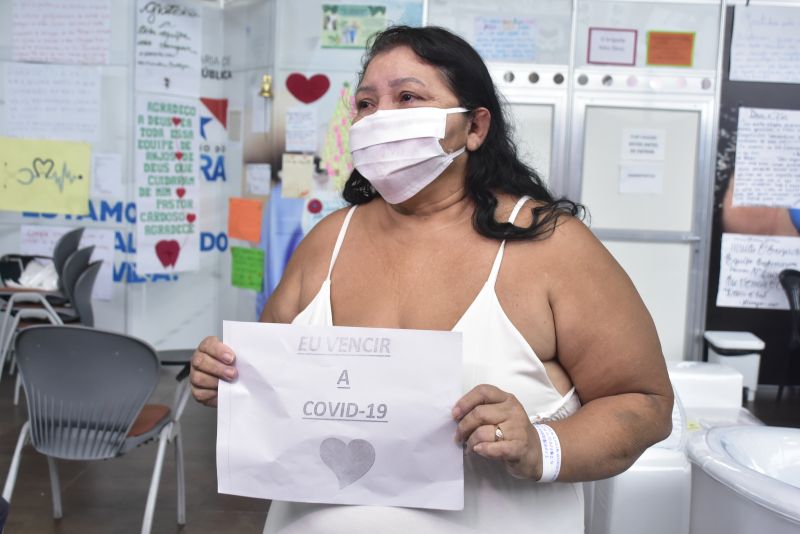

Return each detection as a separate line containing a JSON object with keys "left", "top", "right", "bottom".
{"left": 0, "top": 0, "right": 799, "bottom": 370}
{"left": 0, "top": 0, "right": 265, "bottom": 350}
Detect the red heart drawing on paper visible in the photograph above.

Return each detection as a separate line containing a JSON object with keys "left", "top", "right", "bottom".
{"left": 286, "top": 73, "right": 330, "bottom": 104}
{"left": 176, "top": 187, "right": 186, "bottom": 198}
{"left": 186, "top": 213, "right": 196, "bottom": 223}
{"left": 175, "top": 151, "right": 183, "bottom": 160}
{"left": 172, "top": 117, "right": 182, "bottom": 126}
{"left": 155, "top": 240, "right": 180, "bottom": 268}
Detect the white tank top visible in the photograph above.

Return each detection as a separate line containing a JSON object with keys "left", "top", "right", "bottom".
{"left": 265, "top": 197, "right": 584, "bottom": 534}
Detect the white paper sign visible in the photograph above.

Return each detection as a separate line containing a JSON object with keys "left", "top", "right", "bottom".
{"left": 3, "top": 62, "right": 101, "bottom": 142}
{"left": 621, "top": 129, "right": 666, "bottom": 161}
{"left": 12, "top": 0, "right": 112, "bottom": 65}
{"left": 134, "top": 94, "right": 200, "bottom": 274}
{"left": 716, "top": 233, "right": 800, "bottom": 310}
{"left": 218, "top": 321, "right": 464, "bottom": 510}
{"left": 92, "top": 153, "right": 124, "bottom": 198}
{"left": 730, "top": 5, "right": 800, "bottom": 84}
{"left": 135, "top": 0, "right": 202, "bottom": 96}
{"left": 588, "top": 28, "right": 637, "bottom": 66}
{"left": 19, "top": 225, "right": 114, "bottom": 301}
{"left": 285, "top": 107, "right": 318, "bottom": 152}
{"left": 619, "top": 164, "right": 664, "bottom": 195}
{"left": 246, "top": 164, "right": 272, "bottom": 195}
{"left": 733, "top": 107, "right": 800, "bottom": 209}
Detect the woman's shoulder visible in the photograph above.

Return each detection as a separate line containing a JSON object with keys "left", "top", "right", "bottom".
{"left": 293, "top": 205, "right": 355, "bottom": 260}
{"left": 497, "top": 193, "right": 602, "bottom": 264}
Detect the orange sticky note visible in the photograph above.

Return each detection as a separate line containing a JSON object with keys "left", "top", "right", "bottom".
{"left": 646, "top": 31, "right": 695, "bottom": 67}
{"left": 228, "top": 197, "right": 263, "bottom": 242}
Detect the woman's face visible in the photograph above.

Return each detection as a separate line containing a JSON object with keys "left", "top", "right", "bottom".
{"left": 354, "top": 45, "right": 469, "bottom": 153}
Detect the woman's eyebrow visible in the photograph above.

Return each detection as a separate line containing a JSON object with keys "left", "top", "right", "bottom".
{"left": 388, "top": 77, "right": 425, "bottom": 88}
{"left": 356, "top": 77, "right": 426, "bottom": 94}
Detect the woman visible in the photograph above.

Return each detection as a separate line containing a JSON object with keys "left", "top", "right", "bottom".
{"left": 191, "top": 26, "right": 673, "bottom": 533}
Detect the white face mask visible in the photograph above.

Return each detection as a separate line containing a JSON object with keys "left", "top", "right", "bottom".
{"left": 349, "top": 107, "right": 468, "bottom": 204}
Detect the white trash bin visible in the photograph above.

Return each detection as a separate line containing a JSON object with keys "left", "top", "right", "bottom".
{"left": 703, "top": 331, "right": 765, "bottom": 403}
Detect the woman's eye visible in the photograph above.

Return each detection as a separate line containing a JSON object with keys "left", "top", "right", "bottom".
{"left": 399, "top": 93, "right": 417, "bottom": 103}
{"left": 357, "top": 100, "right": 372, "bottom": 110}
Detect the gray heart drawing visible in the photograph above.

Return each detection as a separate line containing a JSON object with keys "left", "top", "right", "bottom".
{"left": 319, "top": 437, "right": 375, "bottom": 489}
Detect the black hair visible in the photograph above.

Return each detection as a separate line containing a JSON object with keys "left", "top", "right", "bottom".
{"left": 342, "top": 25, "right": 584, "bottom": 241}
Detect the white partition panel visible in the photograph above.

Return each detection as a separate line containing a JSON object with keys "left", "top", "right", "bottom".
{"left": 603, "top": 240, "right": 692, "bottom": 362}
{"left": 581, "top": 106, "right": 699, "bottom": 232}
{"left": 509, "top": 103, "right": 554, "bottom": 184}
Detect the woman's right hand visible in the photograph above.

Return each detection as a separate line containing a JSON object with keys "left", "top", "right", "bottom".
{"left": 190, "top": 336, "right": 238, "bottom": 407}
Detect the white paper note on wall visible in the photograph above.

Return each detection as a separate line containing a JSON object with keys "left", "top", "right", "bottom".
{"left": 246, "top": 164, "right": 272, "bottom": 195}
{"left": 621, "top": 129, "right": 666, "bottom": 161}
{"left": 730, "top": 5, "right": 800, "bottom": 84}
{"left": 19, "top": 225, "right": 115, "bottom": 301}
{"left": 12, "top": 0, "right": 112, "bottom": 65}
{"left": 218, "top": 321, "right": 464, "bottom": 510}
{"left": 285, "top": 107, "right": 318, "bottom": 152}
{"left": 733, "top": 107, "right": 800, "bottom": 208}
{"left": 135, "top": 0, "right": 202, "bottom": 96}
{"left": 3, "top": 63, "right": 101, "bottom": 142}
{"left": 619, "top": 164, "right": 664, "bottom": 195}
{"left": 587, "top": 28, "right": 637, "bottom": 66}
{"left": 92, "top": 153, "right": 124, "bottom": 198}
{"left": 716, "top": 233, "right": 800, "bottom": 310}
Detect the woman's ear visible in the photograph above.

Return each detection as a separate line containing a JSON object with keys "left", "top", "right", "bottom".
{"left": 466, "top": 107, "right": 491, "bottom": 151}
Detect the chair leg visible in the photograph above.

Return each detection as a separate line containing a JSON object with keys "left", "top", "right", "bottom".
{"left": 13, "top": 374, "right": 22, "bottom": 406}
{"left": 777, "top": 350, "right": 794, "bottom": 402}
{"left": 0, "top": 301, "right": 15, "bottom": 381}
{"left": 0, "top": 315, "right": 21, "bottom": 382}
{"left": 46, "top": 457, "right": 62, "bottom": 519}
{"left": 140, "top": 425, "right": 171, "bottom": 534}
{"left": 174, "top": 424, "right": 186, "bottom": 525}
{"left": 2, "top": 422, "right": 30, "bottom": 502}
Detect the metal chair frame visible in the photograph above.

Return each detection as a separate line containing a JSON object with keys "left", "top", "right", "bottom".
{"left": 2, "top": 325, "right": 186, "bottom": 534}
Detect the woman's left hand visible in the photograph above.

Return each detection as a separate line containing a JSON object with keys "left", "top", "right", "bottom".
{"left": 453, "top": 384, "right": 542, "bottom": 480}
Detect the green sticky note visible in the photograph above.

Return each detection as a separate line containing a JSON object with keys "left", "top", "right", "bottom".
{"left": 231, "top": 246, "right": 265, "bottom": 291}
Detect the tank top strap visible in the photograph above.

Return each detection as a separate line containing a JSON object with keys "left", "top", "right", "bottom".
{"left": 487, "top": 196, "right": 532, "bottom": 285}
{"left": 326, "top": 205, "right": 358, "bottom": 281}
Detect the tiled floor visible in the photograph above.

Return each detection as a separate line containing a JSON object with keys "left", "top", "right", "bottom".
{"left": 1, "top": 365, "right": 798, "bottom": 534}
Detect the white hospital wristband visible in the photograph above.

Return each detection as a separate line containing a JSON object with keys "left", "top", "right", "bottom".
{"left": 533, "top": 423, "right": 561, "bottom": 482}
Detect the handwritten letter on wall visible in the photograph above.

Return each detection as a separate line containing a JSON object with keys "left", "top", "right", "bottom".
{"left": 12, "top": 0, "right": 112, "bottom": 64}
{"left": 3, "top": 63, "right": 101, "bottom": 142}
{"left": 733, "top": 107, "right": 800, "bottom": 208}
{"left": 135, "top": 0, "right": 202, "bottom": 96}
{"left": 134, "top": 95, "right": 199, "bottom": 274}
{"left": 730, "top": 5, "right": 800, "bottom": 84}
{"left": 717, "top": 234, "right": 800, "bottom": 310}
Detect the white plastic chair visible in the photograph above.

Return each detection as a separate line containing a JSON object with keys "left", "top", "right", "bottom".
{"left": 2, "top": 325, "right": 186, "bottom": 534}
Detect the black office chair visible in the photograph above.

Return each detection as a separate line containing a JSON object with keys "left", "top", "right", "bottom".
{"left": 778, "top": 269, "right": 800, "bottom": 402}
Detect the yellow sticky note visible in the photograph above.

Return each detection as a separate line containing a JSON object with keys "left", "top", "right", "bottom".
{"left": 228, "top": 197, "right": 263, "bottom": 242}
{"left": 0, "top": 137, "right": 91, "bottom": 215}
{"left": 281, "top": 153, "right": 314, "bottom": 198}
